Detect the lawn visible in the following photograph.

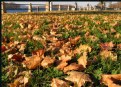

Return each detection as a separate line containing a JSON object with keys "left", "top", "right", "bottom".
{"left": 1, "top": 12, "right": 121, "bottom": 87}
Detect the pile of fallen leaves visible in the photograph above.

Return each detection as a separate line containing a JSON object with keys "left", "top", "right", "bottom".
{"left": 2, "top": 13, "right": 121, "bottom": 87}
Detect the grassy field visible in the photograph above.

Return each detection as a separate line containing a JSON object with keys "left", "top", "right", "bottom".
{"left": 1, "top": 12, "right": 121, "bottom": 87}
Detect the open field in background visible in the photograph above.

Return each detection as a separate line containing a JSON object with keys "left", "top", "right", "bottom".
{"left": 1, "top": 12, "right": 121, "bottom": 87}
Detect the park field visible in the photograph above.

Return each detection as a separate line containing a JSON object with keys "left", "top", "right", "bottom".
{"left": 1, "top": 12, "right": 121, "bottom": 87}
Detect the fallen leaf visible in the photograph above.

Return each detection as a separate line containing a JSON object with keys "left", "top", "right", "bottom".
{"left": 69, "top": 36, "right": 81, "bottom": 45}
{"left": 32, "top": 49, "right": 44, "bottom": 57}
{"left": 100, "top": 41, "right": 114, "bottom": 50}
{"left": 74, "top": 44, "right": 91, "bottom": 55}
{"left": 18, "top": 71, "right": 31, "bottom": 86}
{"left": 41, "top": 57, "right": 55, "bottom": 68}
{"left": 51, "top": 78, "right": 70, "bottom": 87}
{"left": 100, "top": 50, "right": 117, "bottom": 61}
{"left": 8, "top": 76, "right": 24, "bottom": 87}
{"left": 59, "top": 54, "right": 72, "bottom": 62}
{"left": 117, "top": 44, "right": 121, "bottom": 50}
{"left": 23, "top": 55, "right": 42, "bottom": 69}
{"left": 1, "top": 45, "right": 7, "bottom": 52}
{"left": 78, "top": 52, "right": 87, "bottom": 68}
{"left": 11, "top": 53, "right": 24, "bottom": 62}
{"left": 63, "top": 63, "right": 84, "bottom": 73}
{"left": 53, "top": 41, "right": 64, "bottom": 47}
{"left": 56, "top": 61, "right": 68, "bottom": 70}
{"left": 65, "top": 71, "right": 91, "bottom": 87}
{"left": 101, "top": 74, "right": 121, "bottom": 87}
{"left": 33, "top": 35, "right": 41, "bottom": 41}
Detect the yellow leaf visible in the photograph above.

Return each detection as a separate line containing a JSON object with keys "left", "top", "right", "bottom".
{"left": 78, "top": 52, "right": 87, "bottom": 68}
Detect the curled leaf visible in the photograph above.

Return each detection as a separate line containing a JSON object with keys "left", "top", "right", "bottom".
{"left": 56, "top": 61, "right": 68, "bottom": 70}
{"left": 101, "top": 74, "right": 121, "bottom": 87}
{"left": 63, "top": 63, "right": 84, "bottom": 73}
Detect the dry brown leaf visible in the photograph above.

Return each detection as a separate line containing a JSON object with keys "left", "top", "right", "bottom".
{"left": 114, "top": 33, "right": 121, "bottom": 39}
{"left": 63, "top": 63, "right": 84, "bottom": 73}
{"left": 101, "top": 74, "right": 121, "bottom": 87}
{"left": 74, "top": 44, "right": 91, "bottom": 55}
{"left": 100, "top": 50, "right": 117, "bottom": 61}
{"left": 17, "top": 43, "right": 26, "bottom": 52}
{"left": 117, "top": 44, "right": 121, "bottom": 50}
{"left": 100, "top": 41, "right": 114, "bottom": 50}
{"left": 56, "top": 61, "right": 68, "bottom": 70}
{"left": 32, "top": 49, "right": 44, "bottom": 57}
{"left": 8, "top": 75, "right": 30, "bottom": 87}
{"left": 53, "top": 41, "right": 64, "bottom": 47}
{"left": 33, "top": 35, "right": 41, "bottom": 41}
{"left": 59, "top": 54, "right": 72, "bottom": 62}
{"left": 50, "top": 30, "right": 56, "bottom": 35}
{"left": 88, "top": 35, "right": 99, "bottom": 42}
{"left": 11, "top": 53, "right": 24, "bottom": 62}
{"left": 69, "top": 36, "right": 81, "bottom": 45}
{"left": 23, "top": 55, "right": 42, "bottom": 69}
{"left": 1, "top": 45, "right": 7, "bottom": 52}
{"left": 41, "top": 57, "right": 55, "bottom": 68}
{"left": 51, "top": 78, "right": 70, "bottom": 87}
{"left": 78, "top": 52, "right": 87, "bottom": 68}
{"left": 65, "top": 71, "right": 91, "bottom": 87}
{"left": 8, "top": 76, "right": 24, "bottom": 87}
{"left": 79, "top": 44, "right": 92, "bottom": 53}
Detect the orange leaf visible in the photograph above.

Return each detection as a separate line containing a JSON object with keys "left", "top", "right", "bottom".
{"left": 23, "top": 55, "right": 42, "bottom": 69}
{"left": 101, "top": 74, "right": 121, "bottom": 87}
{"left": 117, "top": 44, "right": 121, "bottom": 50}
{"left": 56, "top": 61, "right": 68, "bottom": 70}
{"left": 63, "top": 63, "right": 84, "bottom": 73}
{"left": 69, "top": 36, "right": 81, "bottom": 45}
{"left": 32, "top": 49, "right": 44, "bottom": 57}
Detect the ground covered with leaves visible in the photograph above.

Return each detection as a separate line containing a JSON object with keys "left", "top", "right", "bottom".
{"left": 1, "top": 13, "right": 121, "bottom": 87}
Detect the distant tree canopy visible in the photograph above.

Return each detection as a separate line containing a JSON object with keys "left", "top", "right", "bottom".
{"left": 5, "top": 2, "right": 20, "bottom": 9}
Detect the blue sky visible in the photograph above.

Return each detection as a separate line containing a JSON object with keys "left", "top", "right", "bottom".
{"left": 5, "top": 1, "right": 118, "bottom": 7}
